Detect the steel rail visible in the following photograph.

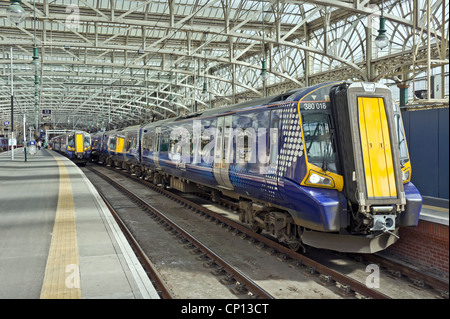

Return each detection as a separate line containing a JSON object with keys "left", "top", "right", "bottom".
{"left": 89, "top": 163, "right": 393, "bottom": 299}
{"left": 88, "top": 166, "right": 274, "bottom": 299}
{"left": 92, "top": 181, "right": 174, "bottom": 299}
{"left": 361, "top": 254, "right": 449, "bottom": 298}
{"left": 106, "top": 166, "right": 392, "bottom": 299}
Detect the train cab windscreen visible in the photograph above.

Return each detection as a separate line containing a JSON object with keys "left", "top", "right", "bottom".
{"left": 301, "top": 112, "right": 338, "bottom": 174}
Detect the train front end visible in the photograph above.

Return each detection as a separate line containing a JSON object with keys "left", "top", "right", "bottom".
{"left": 292, "top": 82, "right": 422, "bottom": 253}
{"left": 66, "top": 131, "right": 92, "bottom": 165}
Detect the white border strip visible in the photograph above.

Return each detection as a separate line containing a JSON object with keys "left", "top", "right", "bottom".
{"left": 53, "top": 151, "right": 160, "bottom": 299}
{"left": 80, "top": 170, "right": 161, "bottom": 299}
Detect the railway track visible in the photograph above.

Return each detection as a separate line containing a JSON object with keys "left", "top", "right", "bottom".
{"left": 96, "top": 191, "right": 174, "bottom": 299}
{"left": 85, "top": 165, "right": 274, "bottom": 299}
{"left": 85, "top": 163, "right": 448, "bottom": 299}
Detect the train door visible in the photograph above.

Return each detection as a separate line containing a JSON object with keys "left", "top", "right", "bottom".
{"left": 213, "top": 115, "right": 234, "bottom": 190}
{"left": 75, "top": 133, "right": 84, "bottom": 154}
{"left": 331, "top": 82, "right": 405, "bottom": 213}
{"left": 116, "top": 136, "right": 125, "bottom": 154}
{"left": 358, "top": 96, "right": 397, "bottom": 198}
{"left": 153, "top": 127, "right": 161, "bottom": 169}
{"left": 264, "top": 109, "right": 282, "bottom": 199}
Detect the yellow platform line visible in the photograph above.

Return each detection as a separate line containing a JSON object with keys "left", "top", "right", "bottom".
{"left": 422, "top": 204, "right": 449, "bottom": 213}
{"left": 40, "top": 152, "right": 81, "bottom": 299}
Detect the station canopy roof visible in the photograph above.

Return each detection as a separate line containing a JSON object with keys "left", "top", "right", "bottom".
{"left": 0, "top": 0, "right": 448, "bottom": 131}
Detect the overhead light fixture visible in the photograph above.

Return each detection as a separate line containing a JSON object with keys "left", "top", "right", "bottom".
{"left": 202, "top": 81, "right": 207, "bottom": 97}
{"left": 375, "top": 15, "right": 388, "bottom": 50}
{"left": 260, "top": 59, "right": 268, "bottom": 81}
{"left": 6, "top": 0, "right": 26, "bottom": 25}
{"left": 31, "top": 46, "right": 40, "bottom": 71}
{"left": 375, "top": 2, "right": 389, "bottom": 50}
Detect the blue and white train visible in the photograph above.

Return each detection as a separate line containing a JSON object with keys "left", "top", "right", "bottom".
{"left": 49, "top": 130, "right": 92, "bottom": 165}
{"left": 91, "top": 81, "right": 422, "bottom": 253}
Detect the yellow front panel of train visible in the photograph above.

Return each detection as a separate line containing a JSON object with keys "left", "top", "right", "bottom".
{"left": 358, "top": 97, "right": 397, "bottom": 198}
{"left": 116, "top": 137, "right": 125, "bottom": 153}
{"left": 76, "top": 134, "right": 83, "bottom": 153}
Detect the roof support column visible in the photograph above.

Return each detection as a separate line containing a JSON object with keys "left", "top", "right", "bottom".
{"left": 169, "top": 0, "right": 175, "bottom": 28}
{"left": 365, "top": 25, "right": 373, "bottom": 81}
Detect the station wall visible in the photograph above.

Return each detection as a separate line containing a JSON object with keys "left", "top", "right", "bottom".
{"left": 401, "top": 107, "right": 449, "bottom": 201}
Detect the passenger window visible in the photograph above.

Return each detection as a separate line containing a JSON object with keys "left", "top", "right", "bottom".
{"left": 394, "top": 113, "right": 409, "bottom": 164}
{"left": 160, "top": 131, "right": 169, "bottom": 152}
{"left": 109, "top": 137, "right": 116, "bottom": 150}
{"left": 233, "top": 113, "right": 256, "bottom": 164}
{"left": 270, "top": 118, "right": 279, "bottom": 165}
{"left": 148, "top": 131, "right": 154, "bottom": 151}
{"left": 200, "top": 119, "right": 217, "bottom": 163}
{"left": 154, "top": 132, "right": 160, "bottom": 152}
{"left": 68, "top": 135, "right": 75, "bottom": 147}
{"left": 84, "top": 136, "right": 90, "bottom": 148}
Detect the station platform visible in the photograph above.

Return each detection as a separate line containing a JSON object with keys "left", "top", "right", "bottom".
{"left": 0, "top": 146, "right": 447, "bottom": 298}
{"left": 0, "top": 147, "right": 159, "bottom": 299}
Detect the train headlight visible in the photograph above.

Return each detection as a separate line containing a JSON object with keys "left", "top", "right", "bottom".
{"left": 402, "top": 168, "right": 411, "bottom": 183}
{"left": 307, "top": 172, "right": 333, "bottom": 187}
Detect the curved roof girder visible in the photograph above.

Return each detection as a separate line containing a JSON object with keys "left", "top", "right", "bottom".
{"left": 0, "top": 0, "right": 447, "bottom": 131}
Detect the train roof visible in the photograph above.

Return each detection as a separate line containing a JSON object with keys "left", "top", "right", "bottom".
{"left": 140, "top": 87, "right": 310, "bottom": 130}
{"left": 131, "top": 81, "right": 342, "bottom": 131}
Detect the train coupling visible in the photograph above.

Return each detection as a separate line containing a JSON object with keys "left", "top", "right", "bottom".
{"left": 368, "top": 206, "right": 399, "bottom": 239}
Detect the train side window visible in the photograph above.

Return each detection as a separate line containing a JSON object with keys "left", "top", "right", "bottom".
{"left": 68, "top": 135, "right": 75, "bottom": 147}
{"left": 268, "top": 109, "right": 283, "bottom": 167}
{"left": 147, "top": 131, "right": 155, "bottom": 151}
{"left": 84, "top": 135, "right": 90, "bottom": 148}
{"left": 170, "top": 132, "right": 179, "bottom": 154}
{"left": 160, "top": 130, "right": 169, "bottom": 152}
{"left": 109, "top": 137, "right": 117, "bottom": 150}
{"left": 256, "top": 110, "right": 271, "bottom": 166}
{"left": 394, "top": 113, "right": 409, "bottom": 163}
{"left": 154, "top": 130, "right": 161, "bottom": 152}
{"left": 270, "top": 118, "right": 279, "bottom": 165}
{"left": 200, "top": 118, "right": 216, "bottom": 162}
{"left": 233, "top": 113, "right": 255, "bottom": 164}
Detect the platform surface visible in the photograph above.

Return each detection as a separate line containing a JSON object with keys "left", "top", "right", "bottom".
{"left": 0, "top": 147, "right": 159, "bottom": 299}
{"left": 420, "top": 205, "right": 449, "bottom": 225}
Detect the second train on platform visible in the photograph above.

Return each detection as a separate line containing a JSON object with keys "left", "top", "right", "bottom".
{"left": 49, "top": 130, "right": 92, "bottom": 165}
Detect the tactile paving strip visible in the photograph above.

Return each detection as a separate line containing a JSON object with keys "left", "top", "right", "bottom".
{"left": 40, "top": 154, "right": 81, "bottom": 299}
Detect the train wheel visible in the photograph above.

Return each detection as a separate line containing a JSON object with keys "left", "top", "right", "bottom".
{"left": 250, "top": 222, "right": 262, "bottom": 234}
{"left": 287, "top": 241, "right": 302, "bottom": 251}
{"left": 287, "top": 226, "right": 305, "bottom": 253}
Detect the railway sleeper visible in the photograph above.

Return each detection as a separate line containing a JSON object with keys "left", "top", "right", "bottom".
{"left": 336, "top": 284, "right": 356, "bottom": 298}
{"left": 318, "top": 275, "right": 336, "bottom": 287}
{"left": 220, "top": 274, "right": 237, "bottom": 285}
{"left": 230, "top": 283, "right": 249, "bottom": 295}
{"left": 196, "top": 253, "right": 210, "bottom": 262}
